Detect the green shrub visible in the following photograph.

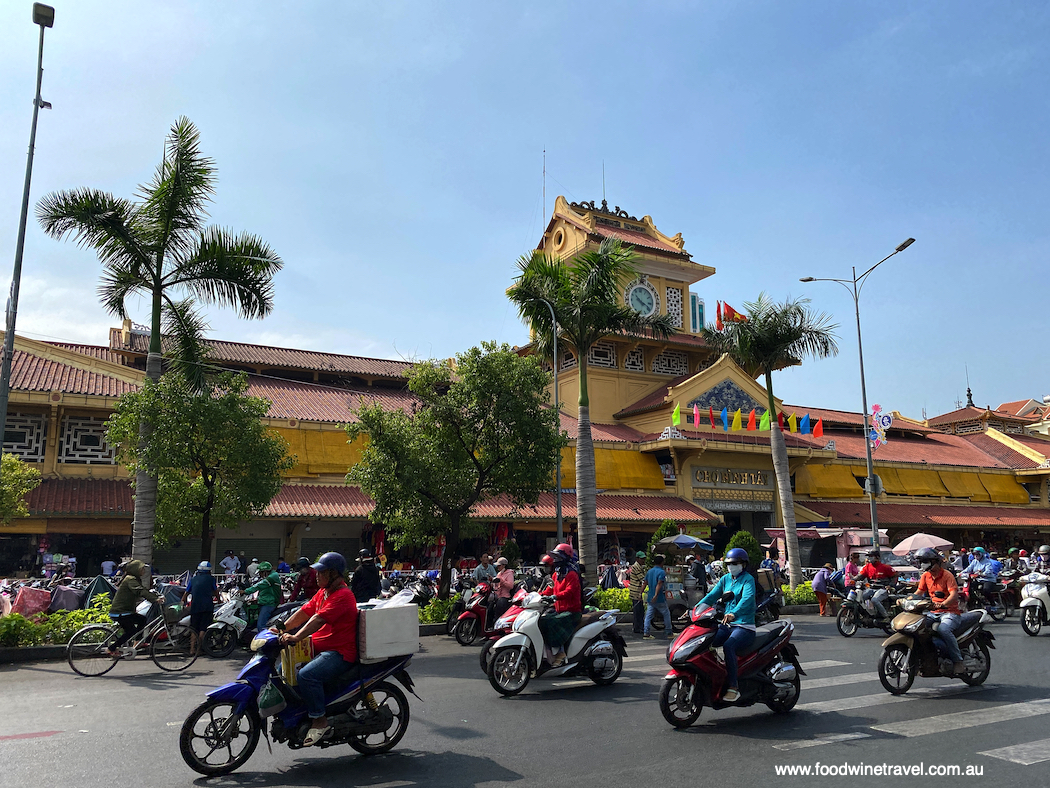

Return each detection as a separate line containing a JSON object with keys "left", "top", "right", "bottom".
{"left": 592, "top": 587, "right": 630, "bottom": 612}
{"left": 418, "top": 594, "right": 461, "bottom": 624}
{"left": 782, "top": 581, "right": 817, "bottom": 606}
{"left": 726, "top": 531, "right": 762, "bottom": 568}
{"left": 0, "top": 595, "right": 113, "bottom": 647}
{"left": 0, "top": 614, "right": 44, "bottom": 647}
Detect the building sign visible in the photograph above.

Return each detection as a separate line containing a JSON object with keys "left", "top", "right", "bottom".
{"left": 691, "top": 466, "right": 773, "bottom": 491}
{"left": 693, "top": 498, "right": 774, "bottom": 513}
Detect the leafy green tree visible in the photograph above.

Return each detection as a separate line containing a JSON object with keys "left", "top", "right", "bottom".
{"left": 0, "top": 453, "right": 42, "bottom": 523}
{"left": 645, "top": 519, "right": 680, "bottom": 566}
{"left": 107, "top": 372, "right": 293, "bottom": 562}
{"left": 726, "top": 530, "right": 763, "bottom": 569}
{"left": 507, "top": 238, "right": 675, "bottom": 584}
{"left": 37, "top": 117, "right": 282, "bottom": 566}
{"left": 347, "top": 343, "right": 565, "bottom": 597}
{"left": 701, "top": 294, "right": 838, "bottom": 588}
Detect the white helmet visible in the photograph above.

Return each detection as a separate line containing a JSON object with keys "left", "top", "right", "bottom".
{"left": 197, "top": 561, "right": 212, "bottom": 572}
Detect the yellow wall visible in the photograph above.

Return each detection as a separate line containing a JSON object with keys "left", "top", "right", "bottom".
{"left": 556, "top": 446, "right": 664, "bottom": 491}
{"left": 270, "top": 426, "right": 367, "bottom": 477}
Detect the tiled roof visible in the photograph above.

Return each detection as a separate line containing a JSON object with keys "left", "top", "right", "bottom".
{"left": 263, "top": 484, "right": 375, "bottom": 519}
{"left": 822, "top": 431, "right": 1014, "bottom": 469}
{"left": 590, "top": 224, "right": 687, "bottom": 257}
{"left": 636, "top": 426, "right": 827, "bottom": 451}
{"left": 245, "top": 375, "right": 418, "bottom": 423}
{"left": 956, "top": 433, "right": 1041, "bottom": 469}
{"left": 782, "top": 405, "right": 936, "bottom": 434}
{"left": 928, "top": 405, "right": 1038, "bottom": 427}
{"left": 614, "top": 374, "right": 694, "bottom": 418}
{"left": 26, "top": 479, "right": 134, "bottom": 516}
{"left": 11, "top": 349, "right": 140, "bottom": 397}
{"left": 804, "top": 500, "right": 1050, "bottom": 528}
{"left": 45, "top": 343, "right": 128, "bottom": 365}
{"left": 997, "top": 399, "right": 1041, "bottom": 417}
{"left": 109, "top": 328, "right": 414, "bottom": 379}
{"left": 471, "top": 491, "right": 717, "bottom": 523}
{"left": 1003, "top": 433, "right": 1050, "bottom": 456}
{"left": 558, "top": 412, "right": 646, "bottom": 443}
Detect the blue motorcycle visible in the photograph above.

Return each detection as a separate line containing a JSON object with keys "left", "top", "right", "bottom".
{"left": 179, "top": 629, "right": 417, "bottom": 776}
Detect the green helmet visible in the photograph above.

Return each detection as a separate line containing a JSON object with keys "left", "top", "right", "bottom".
{"left": 258, "top": 561, "right": 273, "bottom": 572}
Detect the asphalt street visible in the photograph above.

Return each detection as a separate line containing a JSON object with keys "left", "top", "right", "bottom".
{"left": 3, "top": 614, "right": 1050, "bottom": 788}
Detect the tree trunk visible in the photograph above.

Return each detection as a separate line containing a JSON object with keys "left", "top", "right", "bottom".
{"left": 575, "top": 358, "right": 598, "bottom": 587}
{"left": 765, "top": 370, "right": 802, "bottom": 590}
{"left": 438, "top": 514, "right": 461, "bottom": 600}
{"left": 130, "top": 350, "right": 163, "bottom": 567}
{"left": 199, "top": 483, "right": 215, "bottom": 562}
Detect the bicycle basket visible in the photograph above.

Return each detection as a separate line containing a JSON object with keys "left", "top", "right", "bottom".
{"left": 163, "top": 604, "right": 184, "bottom": 623}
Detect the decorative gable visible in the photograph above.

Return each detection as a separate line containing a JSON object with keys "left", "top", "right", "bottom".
{"left": 687, "top": 378, "right": 761, "bottom": 414}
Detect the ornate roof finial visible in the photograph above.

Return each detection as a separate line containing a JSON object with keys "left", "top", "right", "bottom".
{"left": 966, "top": 387, "right": 974, "bottom": 408}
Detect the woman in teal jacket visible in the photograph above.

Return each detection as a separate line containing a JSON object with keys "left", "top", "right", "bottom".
{"left": 698, "top": 547, "right": 756, "bottom": 702}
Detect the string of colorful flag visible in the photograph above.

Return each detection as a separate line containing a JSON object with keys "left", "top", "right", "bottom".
{"left": 671, "top": 401, "right": 824, "bottom": 438}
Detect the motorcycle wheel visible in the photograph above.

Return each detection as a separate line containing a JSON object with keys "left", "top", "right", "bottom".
{"left": 960, "top": 642, "right": 991, "bottom": 686}
{"left": 877, "top": 644, "right": 915, "bottom": 695}
{"left": 1022, "top": 607, "right": 1043, "bottom": 636}
{"left": 455, "top": 617, "right": 479, "bottom": 646}
{"left": 587, "top": 649, "right": 623, "bottom": 686}
{"left": 347, "top": 681, "right": 410, "bottom": 755}
{"left": 202, "top": 625, "right": 237, "bottom": 658}
{"left": 179, "top": 699, "right": 260, "bottom": 776}
{"left": 988, "top": 603, "right": 1006, "bottom": 623}
{"left": 658, "top": 677, "right": 702, "bottom": 728}
{"left": 479, "top": 639, "right": 496, "bottom": 674}
{"left": 836, "top": 607, "right": 858, "bottom": 638}
{"left": 488, "top": 646, "right": 531, "bottom": 696}
{"left": 765, "top": 673, "right": 801, "bottom": 713}
{"left": 1004, "top": 595, "right": 1016, "bottom": 618}
{"left": 445, "top": 605, "right": 461, "bottom": 636}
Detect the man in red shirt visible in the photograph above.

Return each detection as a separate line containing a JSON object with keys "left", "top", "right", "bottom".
{"left": 272, "top": 552, "right": 358, "bottom": 746}
{"left": 855, "top": 548, "right": 897, "bottom": 620}
{"left": 914, "top": 547, "right": 965, "bottom": 674}
{"left": 539, "top": 543, "right": 582, "bottom": 666}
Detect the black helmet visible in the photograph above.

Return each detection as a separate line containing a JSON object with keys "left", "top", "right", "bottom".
{"left": 359, "top": 548, "right": 373, "bottom": 562}
{"left": 866, "top": 547, "right": 881, "bottom": 558}
{"left": 311, "top": 552, "right": 347, "bottom": 575}
{"left": 914, "top": 547, "right": 942, "bottom": 570}
{"left": 297, "top": 556, "right": 310, "bottom": 568}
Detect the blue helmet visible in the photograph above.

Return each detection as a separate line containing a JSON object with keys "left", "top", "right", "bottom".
{"left": 725, "top": 548, "right": 749, "bottom": 566}
{"left": 197, "top": 561, "right": 211, "bottom": 572}
{"left": 311, "top": 552, "right": 347, "bottom": 576}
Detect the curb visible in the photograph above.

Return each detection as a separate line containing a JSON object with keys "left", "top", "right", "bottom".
{"left": 0, "top": 645, "right": 66, "bottom": 665}
{"left": 780, "top": 605, "right": 821, "bottom": 615}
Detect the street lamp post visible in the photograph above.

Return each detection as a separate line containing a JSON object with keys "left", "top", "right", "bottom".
{"left": 0, "top": 4, "right": 56, "bottom": 443}
{"left": 800, "top": 237, "right": 915, "bottom": 551}
{"left": 538, "top": 299, "right": 564, "bottom": 543}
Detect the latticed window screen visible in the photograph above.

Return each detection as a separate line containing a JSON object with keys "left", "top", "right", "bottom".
{"left": 955, "top": 421, "right": 982, "bottom": 435}
{"left": 666, "top": 287, "right": 683, "bottom": 329}
{"left": 60, "top": 415, "right": 116, "bottom": 464}
{"left": 624, "top": 348, "right": 644, "bottom": 372}
{"left": 695, "top": 359, "right": 713, "bottom": 374}
{"left": 651, "top": 350, "right": 688, "bottom": 376}
{"left": 3, "top": 412, "right": 47, "bottom": 462}
{"left": 587, "top": 341, "right": 617, "bottom": 368}
{"left": 560, "top": 349, "right": 578, "bottom": 371}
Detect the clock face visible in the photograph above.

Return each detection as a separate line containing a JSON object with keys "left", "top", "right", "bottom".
{"left": 629, "top": 285, "right": 656, "bottom": 316}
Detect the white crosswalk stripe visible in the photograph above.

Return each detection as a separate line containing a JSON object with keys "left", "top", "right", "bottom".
{"left": 800, "top": 659, "right": 851, "bottom": 670}
{"left": 796, "top": 683, "right": 984, "bottom": 714}
{"left": 801, "top": 672, "right": 876, "bottom": 690}
{"left": 773, "top": 733, "right": 872, "bottom": 750}
{"left": 870, "top": 698, "right": 1050, "bottom": 737}
{"left": 979, "top": 738, "right": 1050, "bottom": 765}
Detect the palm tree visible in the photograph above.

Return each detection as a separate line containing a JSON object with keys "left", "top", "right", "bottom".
{"left": 508, "top": 238, "right": 674, "bottom": 584}
{"left": 37, "top": 117, "right": 281, "bottom": 566}
{"left": 701, "top": 294, "right": 838, "bottom": 589}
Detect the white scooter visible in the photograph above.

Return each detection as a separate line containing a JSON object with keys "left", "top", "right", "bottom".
{"left": 486, "top": 591, "right": 627, "bottom": 696}
{"left": 1019, "top": 571, "right": 1050, "bottom": 636}
{"left": 201, "top": 590, "right": 251, "bottom": 657}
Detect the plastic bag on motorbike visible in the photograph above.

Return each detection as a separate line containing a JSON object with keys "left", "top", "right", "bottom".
{"left": 258, "top": 681, "right": 287, "bottom": 717}
{"left": 279, "top": 638, "right": 314, "bottom": 686}
{"left": 370, "top": 589, "right": 415, "bottom": 608}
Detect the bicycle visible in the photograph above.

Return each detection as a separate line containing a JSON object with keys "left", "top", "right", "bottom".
{"left": 66, "top": 602, "right": 198, "bottom": 676}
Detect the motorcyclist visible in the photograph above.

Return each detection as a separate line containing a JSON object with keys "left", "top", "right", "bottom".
{"left": 844, "top": 552, "right": 862, "bottom": 587}
{"left": 914, "top": 548, "right": 965, "bottom": 675}
{"left": 181, "top": 561, "right": 221, "bottom": 656}
{"left": 961, "top": 547, "right": 999, "bottom": 607}
{"left": 271, "top": 552, "right": 359, "bottom": 747}
{"left": 107, "top": 559, "right": 161, "bottom": 657}
{"left": 1034, "top": 545, "right": 1050, "bottom": 574}
{"left": 855, "top": 548, "right": 897, "bottom": 620}
{"left": 349, "top": 549, "right": 382, "bottom": 603}
{"left": 698, "top": 547, "right": 756, "bottom": 703}
{"left": 245, "top": 561, "right": 283, "bottom": 630}
{"left": 473, "top": 553, "right": 498, "bottom": 584}
{"left": 492, "top": 557, "right": 515, "bottom": 620}
{"left": 1003, "top": 548, "right": 1026, "bottom": 573}
{"left": 538, "top": 543, "right": 582, "bottom": 667}
{"left": 291, "top": 557, "right": 319, "bottom": 600}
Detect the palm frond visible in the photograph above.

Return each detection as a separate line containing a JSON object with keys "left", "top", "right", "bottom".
{"left": 169, "top": 227, "right": 282, "bottom": 319}
{"left": 36, "top": 188, "right": 152, "bottom": 273}
{"left": 161, "top": 297, "right": 212, "bottom": 391}
{"left": 97, "top": 263, "right": 149, "bottom": 319}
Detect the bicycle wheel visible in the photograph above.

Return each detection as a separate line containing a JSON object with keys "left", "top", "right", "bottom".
{"left": 151, "top": 623, "right": 198, "bottom": 671}
{"left": 67, "top": 624, "right": 119, "bottom": 677}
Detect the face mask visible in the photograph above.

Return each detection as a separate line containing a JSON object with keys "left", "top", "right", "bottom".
{"left": 919, "top": 562, "right": 932, "bottom": 572}
{"left": 728, "top": 563, "right": 744, "bottom": 577}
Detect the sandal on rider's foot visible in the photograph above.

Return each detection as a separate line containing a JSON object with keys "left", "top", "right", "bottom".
{"left": 303, "top": 724, "right": 330, "bottom": 747}
{"left": 722, "top": 688, "right": 741, "bottom": 702}
{"left": 551, "top": 652, "right": 566, "bottom": 667}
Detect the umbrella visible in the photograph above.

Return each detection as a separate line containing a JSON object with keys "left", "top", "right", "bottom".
{"left": 656, "top": 534, "right": 714, "bottom": 552}
{"left": 891, "top": 533, "right": 953, "bottom": 556}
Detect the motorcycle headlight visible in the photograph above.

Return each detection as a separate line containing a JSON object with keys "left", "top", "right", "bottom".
{"left": 902, "top": 619, "right": 924, "bottom": 633}
{"left": 670, "top": 632, "right": 713, "bottom": 664}
{"left": 494, "top": 615, "right": 515, "bottom": 629}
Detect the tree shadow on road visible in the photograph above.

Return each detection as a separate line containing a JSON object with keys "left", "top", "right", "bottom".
{"left": 191, "top": 749, "right": 523, "bottom": 788}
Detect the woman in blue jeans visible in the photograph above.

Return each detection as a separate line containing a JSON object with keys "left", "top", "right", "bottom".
{"left": 698, "top": 547, "right": 757, "bottom": 703}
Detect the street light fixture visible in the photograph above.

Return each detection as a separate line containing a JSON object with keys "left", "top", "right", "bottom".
{"left": 800, "top": 238, "right": 916, "bottom": 551}
{"left": 0, "top": 4, "right": 56, "bottom": 445}
{"left": 538, "top": 300, "right": 564, "bottom": 543}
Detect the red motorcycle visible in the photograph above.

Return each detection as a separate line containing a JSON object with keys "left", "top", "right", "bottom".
{"left": 455, "top": 580, "right": 498, "bottom": 646}
{"left": 658, "top": 596, "right": 804, "bottom": 728}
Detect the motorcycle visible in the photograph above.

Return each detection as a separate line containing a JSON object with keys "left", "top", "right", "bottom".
{"left": 1019, "top": 571, "right": 1050, "bottom": 636}
{"left": 877, "top": 594, "right": 994, "bottom": 695}
{"left": 444, "top": 577, "right": 474, "bottom": 635}
{"left": 959, "top": 576, "right": 1008, "bottom": 622}
{"left": 486, "top": 591, "right": 626, "bottom": 696}
{"left": 455, "top": 580, "right": 495, "bottom": 646}
{"left": 836, "top": 581, "right": 901, "bottom": 636}
{"left": 179, "top": 628, "right": 417, "bottom": 776}
{"left": 658, "top": 595, "right": 804, "bottom": 728}
{"left": 754, "top": 587, "right": 783, "bottom": 626}
{"left": 202, "top": 590, "right": 304, "bottom": 658}
{"left": 478, "top": 585, "right": 579, "bottom": 674}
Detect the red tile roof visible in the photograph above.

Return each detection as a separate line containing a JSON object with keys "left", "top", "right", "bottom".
{"left": 822, "top": 431, "right": 1015, "bottom": 468}
{"left": 263, "top": 484, "right": 375, "bottom": 519}
{"left": 1001, "top": 433, "right": 1050, "bottom": 456}
{"left": 245, "top": 375, "right": 418, "bottom": 423}
{"left": 26, "top": 479, "right": 134, "bottom": 516}
{"left": 558, "top": 412, "right": 646, "bottom": 443}
{"left": 11, "top": 350, "right": 140, "bottom": 397}
{"left": 956, "top": 433, "right": 1041, "bottom": 469}
{"left": 803, "top": 500, "right": 1050, "bottom": 528}
{"left": 45, "top": 343, "right": 128, "bottom": 365}
{"left": 614, "top": 374, "right": 693, "bottom": 418}
{"left": 997, "top": 399, "right": 1041, "bottom": 417}
{"left": 471, "top": 491, "right": 717, "bottom": 523}
{"left": 109, "top": 328, "right": 414, "bottom": 379}
{"left": 928, "top": 405, "right": 1038, "bottom": 427}
{"left": 590, "top": 224, "right": 687, "bottom": 257}
{"left": 782, "top": 405, "right": 937, "bottom": 434}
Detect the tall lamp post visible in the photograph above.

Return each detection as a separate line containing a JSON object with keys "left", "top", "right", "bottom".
{"left": 538, "top": 299, "right": 564, "bottom": 543}
{"left": 0, "top": 4, "right": 56, "bottom": 443}
{"left": 800, "top": 237, "right": 915, "bottom": 551}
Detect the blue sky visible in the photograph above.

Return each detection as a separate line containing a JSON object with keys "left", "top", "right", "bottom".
{"left": 0, "top": 1, "right": 1046, "bottom": 419}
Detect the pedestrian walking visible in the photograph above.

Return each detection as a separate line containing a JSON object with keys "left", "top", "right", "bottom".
{"left": 628, "top": 552, "right": 646, "bottom": 635}
{"left": 181, "top": 561, "right": 220, "bottom": 655}
{"left": 643, "top": 554, "right": 673, "bottom": 639}
{"left": 812, "top": 563, "right": 834, "bottom": 616}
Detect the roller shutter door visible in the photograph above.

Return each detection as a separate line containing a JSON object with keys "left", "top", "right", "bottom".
{"left": 300, "top": 537, "right": 359, "bottom": 565}
{"left": 153, "top": 539, "right": 203, "bottom": 576}
{"left": 216, "top": 538, "right": 282, "bottom": 568}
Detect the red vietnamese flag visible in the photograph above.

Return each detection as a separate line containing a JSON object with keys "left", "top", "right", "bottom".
{"left": 709, "top": 406, "right": 716, "bottom": 428}
{"left": 715, "top": 301, "right": 724, "bottom": 331}
{"left": 722, "top": 302, "right": 748, "bottom": 322}
{"left": 813, "top": 418, "right": 824, "bottom": 438}
{"left": 746, "top": 409, "right": 756, "bottom": 430}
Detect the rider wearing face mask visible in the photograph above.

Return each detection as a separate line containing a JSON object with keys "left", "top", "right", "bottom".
{"left": 856, "top": 548, "right": 897, "bottom": 619}
{"left": 698, "top": 547, "right": 756, "bottom": 703}
{"left": 915, "top": 547, "right": 965, "bottom": 675}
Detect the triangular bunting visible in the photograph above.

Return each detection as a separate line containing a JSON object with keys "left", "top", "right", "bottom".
{"left": 672, "top": 402, "right": 681, "bottom": 426}
{"left": 720, "top": 407, "right": 729, "bottom": 432}
{"left": 788, "top": 413, "right": 798, "bottom": 433}
{"left": 800, "top": 413, "right": 811, "bottom": 435}
{"left": 709, "top": 406, "right": 716, "bottom": 429}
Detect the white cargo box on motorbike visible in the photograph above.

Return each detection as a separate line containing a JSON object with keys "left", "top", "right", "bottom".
{"left": 358, "top": 602, "right": 419, "bottom": 664}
